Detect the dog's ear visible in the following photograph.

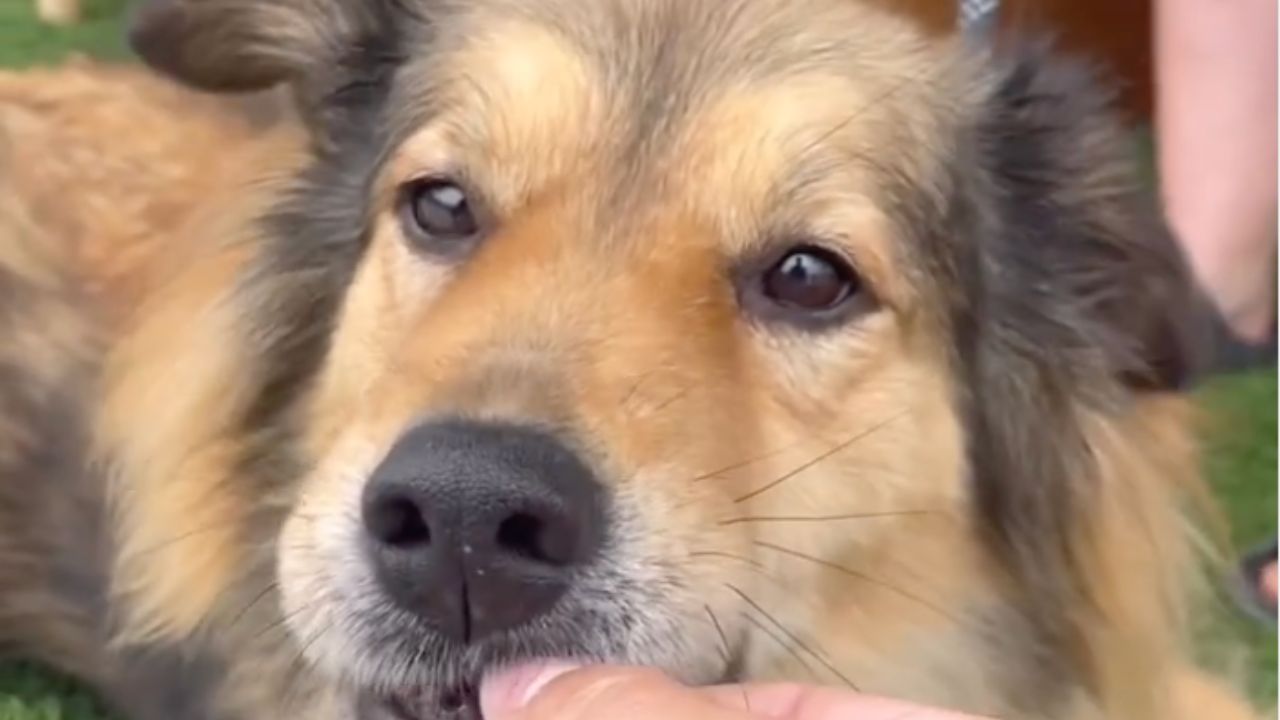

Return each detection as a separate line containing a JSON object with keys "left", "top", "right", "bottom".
{"left": 127, "top": 0, "right": 405, "bottom": 142}
{"left": 958, "top": 34, "right": 1204, "bottom": 589}
{"left": 128, "top": 0, "right": 361, "bottom": 92}
{"left": 954, "top": 39, "right": 1207, "bottom": 714}
{"left": 972, "top": 37, "right": 1204, "bottom": 394}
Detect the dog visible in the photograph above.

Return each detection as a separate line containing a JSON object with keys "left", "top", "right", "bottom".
{"left": 0, "top": 1, "right": 1263, "bottom": 719}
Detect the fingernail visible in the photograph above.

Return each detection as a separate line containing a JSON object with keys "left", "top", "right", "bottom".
{"left": 479, "top": 661, "right": 581, "bottom": 717}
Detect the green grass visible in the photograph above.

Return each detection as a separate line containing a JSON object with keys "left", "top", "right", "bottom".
{"left": 0, "top": 5, "right": 1275, "bottom": 719}
{"left": 0, "top": 665, "right": 111, "bottom": 720}
{"left": 1203, "top": 372, "right": 1279, "bottom": 549}
{"left": 1197, "top": 371, "right": 1279, "bottom": 702}
{"left": 0, "top": 0, "right": 129, "bottom": 67}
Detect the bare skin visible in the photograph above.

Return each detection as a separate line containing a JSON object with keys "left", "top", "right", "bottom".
{"left": 479, "top": 664, "right": 986, "bottom": 720}
{"left": 1156, "top": 0, "right": 1278, "bottom": 344}
{"left": 1261, "top": 562, "right": 1278, "bottom": 607}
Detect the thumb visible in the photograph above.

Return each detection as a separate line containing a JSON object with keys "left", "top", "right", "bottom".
{"left": 479, "top": 662, "right": 742, "bottom": 720}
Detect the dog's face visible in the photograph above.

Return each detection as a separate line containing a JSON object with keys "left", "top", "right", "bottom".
{"left": 117, "top": 1, "right": 1198, "bottom": 718}
{"left": 278, "top": 4, "right": 977, "bottom": 709}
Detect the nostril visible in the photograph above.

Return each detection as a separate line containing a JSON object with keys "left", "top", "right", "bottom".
{"left": 497, "top": 511, "right": 575, "bottom": 566}
{"left": 366, "top": 495, "right": 431, "bottom": 548}
{"left": 496, "top": 513, "right": 545, "bottom": 562}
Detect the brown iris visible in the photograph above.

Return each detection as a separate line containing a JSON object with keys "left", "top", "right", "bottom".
{"left": 762, "top": 247, "right": 857, "bottom": 311}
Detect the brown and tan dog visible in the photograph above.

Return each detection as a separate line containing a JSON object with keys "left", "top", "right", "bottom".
{"left": 0, "top": 2, "right": 1262, "bottom": 720}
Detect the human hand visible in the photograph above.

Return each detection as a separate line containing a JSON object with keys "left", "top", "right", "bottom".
{"left": 480, "top": 662, "right": 985, "bottom": 720}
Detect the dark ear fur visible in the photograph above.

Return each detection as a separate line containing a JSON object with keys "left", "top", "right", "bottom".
{"left": 953, "top": 37, "right": 1206, "bottom": 702}
{"left": 974, "top": 37, "right": 1205, "bottom": 395}
{"left": 128, "top": 0, "right": 369, "bottom": 91}
{"left": 127, "top": 0, "right": 407, "bottom": 143}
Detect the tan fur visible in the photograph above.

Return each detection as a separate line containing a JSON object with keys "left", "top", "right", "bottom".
{"left": 95, "top": 132, "right": 316, "bottom": 643}
{"left": 0, "top": 60, "right": 289, "bottom": 323}
{"left": 1062, "top": 398, "right": 1205, "bottom": 720}
{"left": 0, "top": 6, "right": 1264, "bottom": 720}
{"left": 0, "top": 60, "right": 292, "bottom": 642}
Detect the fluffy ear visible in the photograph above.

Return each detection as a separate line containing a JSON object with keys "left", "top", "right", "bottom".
{"left": 960, "top": 35, "right": 1200, "bottom": 570}
{"left": 127, "top": 0, "right": 405, "bottom": 142}
{"left": 128, "top": 0, "right": 360, "bottom": 91}
{"left": 948, "top": 37, "right": 1216, "bottom": 717}
{"left": 972, "top": 37, "right": 1205, "bottom": 393}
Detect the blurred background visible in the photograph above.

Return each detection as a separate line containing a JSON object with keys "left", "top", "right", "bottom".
{"left": 0, "top": 1, "right": 1273, "bottom": 718}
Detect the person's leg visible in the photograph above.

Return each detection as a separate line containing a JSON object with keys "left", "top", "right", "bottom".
{"left": 35, "top": 0, "right": 79, "bottom": 25}
{"left": 1155, "top": 0, "right": 1278, "bottom": 349}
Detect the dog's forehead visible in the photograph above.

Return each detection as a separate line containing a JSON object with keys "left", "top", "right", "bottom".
{"left": 387, "top": 0, "right": 956, "bottom": 228}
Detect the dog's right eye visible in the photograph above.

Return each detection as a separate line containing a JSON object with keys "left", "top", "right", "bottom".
{"left": 763, "top": 248, "right": 857, "bottom": 311}
{"left": 398, "top": 178, "right": 482, "bottom": 254}
{"left": 735, "top": 244, "right": 872, "bottom": 329}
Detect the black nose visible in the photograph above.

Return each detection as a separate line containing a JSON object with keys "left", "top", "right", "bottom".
{"left": 361, "top": 419, "right": 606, "bottom": 644}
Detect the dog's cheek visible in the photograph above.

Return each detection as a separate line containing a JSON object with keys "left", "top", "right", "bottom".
{"left": 614, "top": 460, "right": 764, "bottom": 646}
{"left": 303, "top": 220, "right": 453, "bottom": 458}
{"left": 277, "top": 434, "right": 387, "bottom": 636}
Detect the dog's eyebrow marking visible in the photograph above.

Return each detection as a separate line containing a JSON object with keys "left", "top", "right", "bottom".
{"left": 395, "top": 19, "right": 601, "bottom": 187}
